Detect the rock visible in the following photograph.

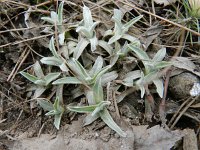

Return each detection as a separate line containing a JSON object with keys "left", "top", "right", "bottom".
{"left": 169, "top": 72, "right": 200, "bottom": 99}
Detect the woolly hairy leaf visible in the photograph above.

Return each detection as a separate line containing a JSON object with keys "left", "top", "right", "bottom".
{"left": 100, "top": 109, "right": 126, "bottom": 137}
{"left": 37, "top": 99, "right": 53, "bottom": 111}
{"left": 53, "top": 77, "right": 82, "bottom": 85}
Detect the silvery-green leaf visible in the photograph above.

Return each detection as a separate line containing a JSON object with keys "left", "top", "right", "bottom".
{"left": 50, "top": 11, "right": 58, "bottom": 23}
{"left": 33, "top": 86, "right": 46, "bottom": 98}
{"left": 91, "top": 101, "right": 111, "bottom": 116}
{"left": 37, "top": 99, "right": 53, "bottom": 111}
{"left": 92, "top": 65, "right": 111, "bottom": 83}
{"left": 110, "top": 55, "right": 119, "bottom": 67}
{"left": 123, "top": 70, "right": 141, "bottom": 87}
{"left": 115, "top": 41, "right": 121, "bottom": 52}
{"left": 119, "top": 41, "right": 129, "bottom": 55}
{"left": 40, "top": 57, "right": 63, "bottom": 66}
{"left": 44, "top": 72, "right": 61, "bottom": 85}
{"left": 83, "top": 113, "right": 99, "bottom": 126}
{"left": 49, "top": 36, "right": 59, "bottom": 57}
{"left": 89, "top": 56, "right": 103, "bottom": 76}
{"left": 53, "top": 97, "right": 60, "bottom": 111}
{"left": 153, "top": 79, "right": 164, "bottom": 98}
{"left": 85, "top": 90, "right": 95, "bottom": 105}
{"left": 121, "top": 34, "right": 139, "bottom": 44}
{"left": 88, "top": 21, "right": 100, "bottom": 35}
{"left": 154, "top": 61, "right": 172, "bottom": 69}
{"left": 83, "top": 5, "right": 93, "bottom": 28}
{"left": 108, "top": 34, "right": 122, "bottom": 45}
{"left": 139, "top": 85, "right": 145, "bottom": 98}
{"left": 123, "top": 15, "right": 143, "bottom": 33}
{"left": 100, "top": 109, "right": 126, "bottom": 137}
{"left": 58, "top": 1, "right": 64, "bottom": 25}
{"left": 34, "top": 61, "right": 44, "bottom": 78}
{"left": 98, "top": 40, "right": 113, "bottom": 55}
{"left": 45, "top": 110, "right": 56, "bottom": 116}
{"left": 128, "top": 44, "right": 149, "bottom": 60}
{"left": 152, "top": 48, "right": 166, "bottom": 62}
{"left": 20, "top": 71, "right": 39, "bottom": 83}
{"left": 101, "top": 71, "right": 118, "bottom": 86}
{"left": 123, "top": 70, "right": 141, "bottom": 82}
{"left": 89, "top": 34, "right": 98, "bottom": 51}
{"left": 67, "top": 41, "right": 77, "bottom": 55}
{"left": 113, "top": 9, "right": 123, "bottom": 22}
{"left": 41, "top": 17, "right": 55, "bottom": 24}
{"left": 54, "top": 98, "right": 64, "bottom": 113}
{"left": 73, "top": 38, "right": 89, "bottom": 59}
{"left": 59, "top": 32, "right": 65, "bottom": 45}
{"left": 53, "top": 77, "right": 82, "bottom": 85}
{"left": 103, "top": 30, "right": 113, "bottom": 37}
{"left": 54, "top": 113, "right": 63, "bottom": 129}
{"left": 67, "top": 58, "right": 91, "bottom": 80}
{"left": 143, "top": 71, "right": 158, "bottom": 84}
{"left": 67, "top": 104, "right": 96, "bottom": 113}
{"left": 59, "top": 63, "right": 68, "bottom": 72}
{"left": 56, "top": 84, "right": 64, "bottom": 104}
{"left": 76, "top": 26, "right": 92, "bottom": 38}
{"left": 34, "top": 79, "right": 46, "bottom": 86}
{"left": 93, "top": 78, "right": 103, "bottom": 103}
{"left": 112, "top": 9, "right": 123, "bottom": 29}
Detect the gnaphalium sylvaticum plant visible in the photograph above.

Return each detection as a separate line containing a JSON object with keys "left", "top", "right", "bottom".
{"left": 20, "top": 1, "right": 172, "bottom": 137}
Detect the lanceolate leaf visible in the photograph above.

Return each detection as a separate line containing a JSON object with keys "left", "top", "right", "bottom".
{"left": 83, "top": 113, "right": 99, "bottom": 126}
{"left": 152, "top": 48, "right": 166, "bottom": 62}
{"left": 92, "top": 65, "right": 111, "bottom": 82}
{"left": 34, "top": 87, "right": 46, "bottom": 98}
{"left": 138, "top": 84, "right": 145, "bottom": 98}
{"left": 83, "top": 5, "right": 93, "bottom": 28}
{"left": 41, "top": 17, "right": 55, "bottom": 24}
{"left": 153, "top": 79, "right": 164, "bottom": 98}
{"left": 67, "top": 58, "right": 90, "bottom": 80}
{"left": 91, "top": 101, "right": 111, "bottom": 116}
{"left": 67, "top": 104, "right": 96, "bottom": 113}
{"left": 121, "top": 34, "right": 139, "bottom": 45}
{"left": 93, "top": 78, "right": 103, "bottom": 104}
{"left": 50, "top": 11, "right": 58, "bottom": 22}
{"left": 53, "top": 77, "right": 82, "bottom": 85}
{"left": 89, "top": 56, "right": 103, "bottom": 76}
{"left": 54, "top": 113, "right": 63, "bottom": 130}
{"left": 40, "top": 57, "right": 63, "bottom": 66}
{"left": 123, "top": 15, "right": 143, "bottom": 33}
{"left": 49, "top": 37, "right": 59, "bottom": 57}
{"left": 128, "top": 44, "right": 149, "bottom": 60}
{"left": 108, "top": 34, "right": 122, "bottom": 45}
{"left": 34, "top": 79, "right": 46, "bottom": 86}
{"left": 123, "top": 70, "right": 141, "bottom": 86}
{"left": 59, "top": 32, "right": 65, "bottom": 45}
{"left": 37, "top": 99, "right": 53, "bottom": 111}
{"left": 44, "top": 72, "right": 61, "bottom": 85}
{"left": 98, "top": 40, "right": 113, "bottom": 55}
{"left": 89, "top": 35, "right": 98, "bottom": 51}
{"left": 101, "top": 71, "right": 118, "bottom": 86}
{"left": 100, "top": 109, "right": 126, "bottom": 137}
{"left": 34, "top": 61, "right": 44, "bottom": 78}
{"left": 73, "top": 38, "right": 89, "bottom": 59}
{"left": 58, "top": 1, "right": 64, "bottom": 25}
{"left": 154, "top": 61, "right": 172, "bottom": 69}
{"left": 20, "top": 72, "right": 39, "bottom": 83}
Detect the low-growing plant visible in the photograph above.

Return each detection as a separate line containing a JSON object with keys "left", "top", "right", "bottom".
{"left": 20, "top": 1, "right": 172, "bottom": 137}
{"left": 20, "top": 61, "right": 60, "bottom": 98}
{"left": 38, "top": 97, "right": 65, "bottom": 129}
{"left": 41, "top": 1, "right": 65, "bottom": 45}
